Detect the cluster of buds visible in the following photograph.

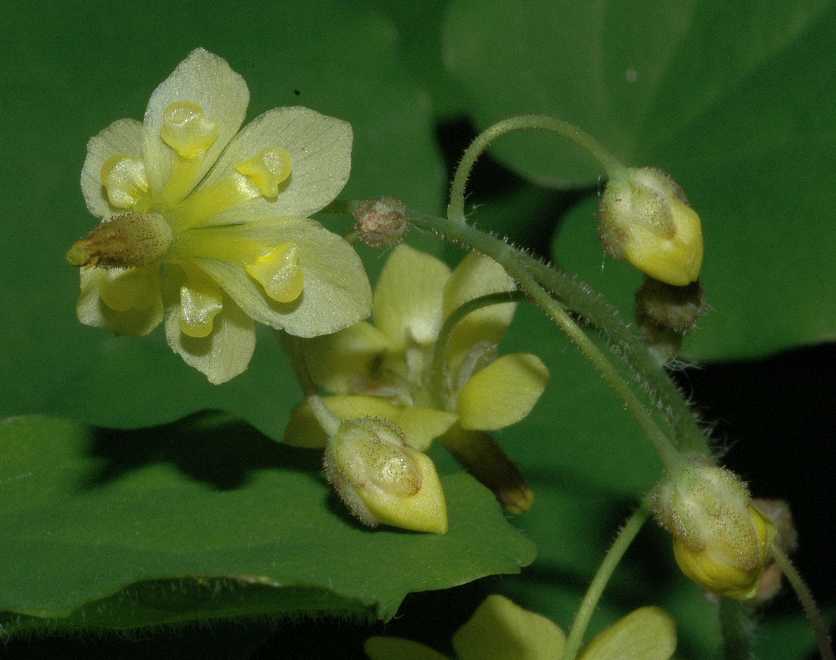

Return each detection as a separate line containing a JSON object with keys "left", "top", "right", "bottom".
{"left": 323, "top": 417, "right": 448, "bottom": 534}
{"left": 651, "top": 457, "right": 776, "bottom": 600}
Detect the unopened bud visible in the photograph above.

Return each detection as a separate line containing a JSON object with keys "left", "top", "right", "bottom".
{"left": 599, "top": 168, "right": 703, "bottom": 286}
{"left": 652, "top": 458, "right": 775, "bottom": 600}
{"left": 324, "top": 417, "right": 448, "bottom": 534}
{"left": 352, "top": 197, "right": 408, "bottom": 248}
{"left": 67, "top": 213, "right": 172, "bottom": 268}
{"left": 636, "top": 278, "right": 706, "bottom": 335}
{"left": 750, "top": 499, "right": 798, "bottom": 603}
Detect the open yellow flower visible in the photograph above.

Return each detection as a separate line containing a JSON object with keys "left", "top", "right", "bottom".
{"left": 285, "top": 244, "right": 548, "bottom": 450}
{"left": 365, "top": 595, "right": 677, "bottom": 660}
{"left": 69, "top": 48, "right": 371, "bottom": 383}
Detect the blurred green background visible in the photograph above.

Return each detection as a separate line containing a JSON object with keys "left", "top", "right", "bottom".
{"left": 1, "top": 0, "right": 833, "bottom": 657}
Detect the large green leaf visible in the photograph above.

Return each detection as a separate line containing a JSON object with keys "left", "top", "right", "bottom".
{"left": 1, "top": 0, "right": 444, "bottom": 426}
{"left": 444, "top": 0, "right": 836, "bottom": 359}
{"left": 0, "top": 414, "right": 535, "bottom": 635}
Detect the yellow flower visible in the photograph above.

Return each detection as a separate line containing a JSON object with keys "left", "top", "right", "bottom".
{"left": 284, "top": 244, "right": 549, "bottom": 451}
{"left": 69, "top": 48, "right": 371, "bottom": 383}
{"left": 365, "top": 595, "right": 677, "bottom": 660}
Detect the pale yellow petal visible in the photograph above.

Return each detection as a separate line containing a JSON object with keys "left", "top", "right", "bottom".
{"left": 457, "top": 353, "right": 549, "bottom": 431}
{"left": 453, "top": 594, "right": 565, "bottom": 660}
{"left": 143, "top": 48, "right": 249, "bottom": 203}
{"left": 194, "top": 218, "right": 371, "bottom": 337}
{"left": 163, "top": 277, "right": 255, "bottom": 384}
{"left": 579, "top": 607, "right": 676, "bottom": 660}
{"left": 81, "top": 119, "right": 146, "bottom": 218}
{"left": 365, "top": 637, "right": 448, "bottom": 660}
{"left": 443, "top": 251, "right": 516, "bottom": 371}
{"left": 77, "top": 266, "right": 163, "bottom": 336}
{"left": 196, "top": 106, "right": 352, "bottom": 222}
{"left": 284, "top": 395, "right": 455, "bottom": 451}
{"left": 304, "top": 322, "right": 391, "bottom": 393}
{"left": 373, "top": 245, "right": 451, "bottom": 349}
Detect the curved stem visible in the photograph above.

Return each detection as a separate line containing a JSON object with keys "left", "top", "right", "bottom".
{"left": 448, "top": 114, "right": 626, "bottom": 224}
{"left": 410, "top": 211, "right": 681, "bottom": 469}
{"left": 562, "top": 506, "right": 650, "bottom": 660}
{"left": 771, "top": 546, "right": 834, "bottom": 660}
{"left": 430, "top": 290, "right": 527, "bottom": 399}
{"left": 526, "top": 260, "right": 707, "bottom": 455}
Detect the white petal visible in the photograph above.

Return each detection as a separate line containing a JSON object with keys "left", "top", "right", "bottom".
{"left": 164, "top": 275, "right": 256, "bottom": 384}
{"left": 143, "top": 48, "right": 249, "bottom": 201}
{"left": 81, "top": 119, "right": 145, "bottom": 219}
{"left": 373, "top": 245, "right": 451, "bottom": 349}
{"left": 77, "top": 266, "right": 163, "bottom": 336}
{"left": 195, "top": 218, "right": 371, "bottom": 337}
{"left": 198, "top": 106, "right": 352, "bottom": 222}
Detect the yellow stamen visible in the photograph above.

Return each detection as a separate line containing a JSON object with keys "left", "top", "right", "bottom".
{"left": 235, "top": 147, "right": 292, "bottom": 199}
{"left": 160, "top": 101, "right": 218, "bottom": 159}
{"left": 100, "top": 156, "right": 148, "bottom": 209}
{"left": 178, "top": 265, "right": 223, "bottom": 338}
{"left": 245, "top": 241, "right": 304, "bottom": 303}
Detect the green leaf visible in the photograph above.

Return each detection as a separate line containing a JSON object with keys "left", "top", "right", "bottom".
{"left": 0, "top": 414, "right": 535, "bottom": 634}
{"left": 444, "top": 0, "right": 836, "bottom": 359}
{"left": 0, "top": 0, "right": 444, "bottom": 426}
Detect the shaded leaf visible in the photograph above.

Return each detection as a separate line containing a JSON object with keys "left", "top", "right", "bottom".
{"left": 0, "top": 414, "right": 535, "bottom": 633}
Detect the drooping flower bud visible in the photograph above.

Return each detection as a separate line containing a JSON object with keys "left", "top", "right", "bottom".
{"left": 599, "top": 168, "right": 703, "bottom": 286}
{"left": 651, "top": 458, "right": 775, "bottom": 600}
{"left": 66, "top": 213, "right": 172, "bottom": 268}
{"left": 323, "top": 417, "right": 448, "bottom": 534}
{"left": 352, "top": 197, "right": 409, "bottom": 248}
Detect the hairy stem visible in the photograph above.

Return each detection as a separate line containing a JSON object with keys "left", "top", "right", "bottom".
{"left": 562, "top": 506, "right": 650, "bottom": 660}
{"left": 410, "top": 211, "right": 681, "bottom": 469}
{"left": 447, "top": 114, "right": 626, "bottom": 224}
{"left": 772, "top": 546, "right": 834, "bottom": 660}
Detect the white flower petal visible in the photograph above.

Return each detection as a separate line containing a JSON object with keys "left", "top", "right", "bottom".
{"left": 197, "top": 106, "right": 352, "bottom": 223}
{"left": 77, "top": 265, "right": 163, "bottom": 336}
{"left": 163, "top": 272, "right": 256, "bottom": 384}
{"left": 373, "top": 245, "right": 451, "bottom": 349}
{"left": 81, "top": 119, "right": 145, "bottom": 219}
{"left": 143, "top": 48, "right": 249, "bottom": 202}
{"left": 194, "top": 218, "right": 371, "bottom": 337}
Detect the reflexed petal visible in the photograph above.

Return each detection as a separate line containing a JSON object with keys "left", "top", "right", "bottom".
{"left": 452, "top": 594, "right": 565, "bottom": 660}
{"left": 284, "top": 395, "right": 455, "bottom": 451}
{"left": 197, "top": 107, "right": 352, "bottom": 222}
{"left": 457, "top": 353, "right": 549, "bottom": 431}
{"left": 365, "top": 636, "right": 448, "bottom": 660}
{"left": 304, "top": 322, "right": 391, "bottom": 393}
{"left": 373, "top": 245, "right": 451, "bottom": 349}
{"left": 164, "top": 278, "right": 256, "bottom": 384}
{"left": 77, "top": 266, "right": 163, "bottom": 336}
{"left": 195, "top": 218, "right": 371, "bottom": 337}
{"left": 81, "top": 119, "right": 145, "bottom": 218}
{"left": 579, "top": 607, "right": 676, "bottom": 660}
{"left": 443, "top": 251, "right": 516, "bottom": 371}
{"left": 143, "top": 48, "right": 249, "bottom": 203}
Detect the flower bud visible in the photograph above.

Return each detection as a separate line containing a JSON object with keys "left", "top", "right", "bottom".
{"left": 352, "top": 197, "right": 408, "bottom": 248}
{"left": 66, "top": 213, "right": 172, "bottom": 268}
{"left": 599, "top": 168, "right": 703, "bottom": 286}
{"left": 324, "top": 417, "right": 448, "bottom": 534}
{"left": 652, "top": 458, "right": 775, "bottom": 600}
{"left": 636, "top": 278, "right": 706, "bottom": 335}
